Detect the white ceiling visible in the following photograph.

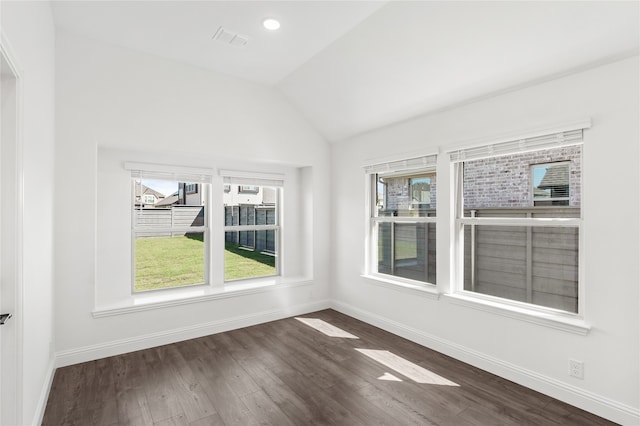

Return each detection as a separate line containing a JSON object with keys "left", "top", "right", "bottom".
{"left": 51, "top": 1, "right": 640, "bottom": 143}
{"left": 50, "top": 1, "right": 386, "bottom": 85}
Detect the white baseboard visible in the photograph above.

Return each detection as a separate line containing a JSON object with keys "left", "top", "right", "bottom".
{"left": 31, "top": 357, "right": 56, "bottom": 426}
{"left": 55, "top": 299, "right": 331, "bottom": 368}
{"left": 330, "top": 300, "right": 639, "bottom": 426}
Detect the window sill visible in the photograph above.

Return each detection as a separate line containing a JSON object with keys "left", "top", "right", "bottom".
{"left": 361, "top": 274, "right": 440, "bottom": 300}
{"left": 92, "top": 277, "right": 312, "bottom": 318}
{"left": 444, "top": 293, "right": 591, "bottom": 335}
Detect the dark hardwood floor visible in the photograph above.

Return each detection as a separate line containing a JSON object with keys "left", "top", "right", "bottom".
{"left": 42, "top": 309, "right": 616, "bottom": 425}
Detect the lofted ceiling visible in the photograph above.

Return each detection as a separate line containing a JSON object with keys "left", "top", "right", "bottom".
{"left": 51, "top": 1, "right": 640, "bottom": 143}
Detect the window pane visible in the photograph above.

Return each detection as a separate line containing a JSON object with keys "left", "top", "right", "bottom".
{"left": 377, "top": 222, "right": 436, "bottom": 284}
{"left": 224, "top": 184, "right": 278, "bottom": 281}
{"left": 224, "top": 239, "right": 276, "bottom": 281}
{"left": 134, "top": 232, "right": 206, "bottom": 292}
{"left": 462, "top": 145, "right": 581, "bottom": 212}
{"left": 463, "top": 225, "right": 578, "bottom": 313}
{"left": 377, "top": 172, "right": 436, "bottom": 217}
{"left": 532, "top": 162, "right": 570, "bottom": 206}
{"left": 133, "top": 178, "right": 208, "bottom": 293}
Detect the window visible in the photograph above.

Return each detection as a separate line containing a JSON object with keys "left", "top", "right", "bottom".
{"left": 532, "top": 162, "right": 570, "bottom": 206}
{"left": 185, "top": 183, "right": 198, "bottom": 194}
{"left": 451, "top": 130, "right": 583, "bottom": 314}
{"left": 410, "top": 175, "right": 434, "bottom": 208}
{"left": 366, "top": 155, "right": 437, "bottom": 285}
{"left": 222, "top": 172, "right": 282, "bottom": 282}
{"left": 132, "top": 177, "right": 209, "bottom": 293}
{"left": 143, "top": 194, "right": 155, "bottom": 205}
{"left": 239, "top": 185, "right": 259, "bottom": 193}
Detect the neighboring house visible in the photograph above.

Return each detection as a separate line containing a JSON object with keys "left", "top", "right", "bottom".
{"left": 133, "top": 181, "right": 165, "bottom": 208}
{"left": 380, "top": 147, "right": 580, "bottom": 212}
{"left": 463, "top": 145, "right": 581, "bottom": 209}
{"left": 150, "top": 183, "right": 204, "bottom": 207}
{"left": 178, "top": 182, "right": 204, "bottom": 205}
{"left": 378, "top": 174, "right": 437, "bottom": 216}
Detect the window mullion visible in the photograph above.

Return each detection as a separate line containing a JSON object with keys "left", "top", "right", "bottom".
{"left": 458, "top": 217, "right": 581, "bottom": 227}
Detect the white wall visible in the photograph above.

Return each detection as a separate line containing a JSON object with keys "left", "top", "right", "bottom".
{"left": 1, "top": 1, "right": 56, "bottom": 424}
{"left": 55, "top": 33, "right": 331, "bottom": 359}
{"left": 331, "top": 57, "right": 639, "bottom": 424}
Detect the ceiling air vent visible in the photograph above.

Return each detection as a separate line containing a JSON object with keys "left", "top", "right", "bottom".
{"left": 212, "top": 26, "right": 249, "bottom": 47}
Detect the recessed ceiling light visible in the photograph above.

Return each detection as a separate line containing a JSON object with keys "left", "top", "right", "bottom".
{"left": 263, "top": 18, "right": 281, "bottom": 31}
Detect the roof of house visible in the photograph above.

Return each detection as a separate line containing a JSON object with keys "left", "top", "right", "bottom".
{"left": 154, "top": 194, "right": 179, "bottom": 207}
{"left": 538, "top": 165, "right": 569, "bottom": 189}
{"left": 134, "top": 182, "right": 166, "bottom": 200}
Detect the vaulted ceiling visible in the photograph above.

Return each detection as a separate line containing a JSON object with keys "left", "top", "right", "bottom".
{"left": 51, "top": 1, "right": 639, "bottom": 143}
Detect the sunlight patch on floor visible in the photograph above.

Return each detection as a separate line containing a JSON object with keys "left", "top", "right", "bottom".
{"left": 378, "top": 372, "right": 403, "bottom": 382}
{"left": 295, "top": 317, "right": 359, "bottom": 339}
{"left": 356, "top": 349, "right": 459, "bottom": 386}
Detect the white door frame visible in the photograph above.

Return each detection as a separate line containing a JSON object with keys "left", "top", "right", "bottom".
{"left": 0, "top": 31, "right": 24, "bottom": 426}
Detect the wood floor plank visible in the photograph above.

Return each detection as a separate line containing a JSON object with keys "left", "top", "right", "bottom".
{"left": 142, "top": 351, "right": 188, "bottom": 425}
{"left": 240, "top": 389, "right": 295, "bottom": 426}
{"left": 155, "top": 344, "right": 219, "bottom": 423}
{"left": 188, "top": 356, "right": 259, "bottom": 426}
{"left": 42, "top": 309, "right": 617, "bottom": 426}
{"left": 234, "top": 356, "right": 323, "bottom": 425}
{"left": 187, "top": 413, "right": 226, "bottom": 426}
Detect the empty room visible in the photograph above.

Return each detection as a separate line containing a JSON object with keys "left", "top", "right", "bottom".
{"left": 0, "top": 1, "right": 638, "bottom": 425}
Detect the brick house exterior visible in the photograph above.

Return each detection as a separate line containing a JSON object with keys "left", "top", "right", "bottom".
{"left": 462, "top": 145, "right": 581, "bottom": 209}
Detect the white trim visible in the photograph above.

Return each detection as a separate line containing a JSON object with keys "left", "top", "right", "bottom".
{"left": 364, "top": 153, "right": 437, "bottom": 175}
{"left": 30, "top": 357, "right": 55, "bottom": 426}
{"left": 444, "top": 293, "right": 590, "bottom": 335}
{"left": 363, "top": 150, "right": 439, "bottom": 169}
{"left": 458, "top": 217, "right": 581, "bottom": 227}
{"left": 219, "top": 169, "right": 285, "bottom": 181}
{"left": 361, "top": 274, "right": 440, "bottom": 300}
{"left": 219, "top": 170, "right": 285, "bottom": 187}
{"left": 59, "top": 299, "right": 330, "bottom": 368}
{"left": 441, "top": 118, "right": 591, "bottom": 156}
{"left": 0, "top": 31, "right": 25, "bottom": 426}
{"left": 372, "top": 216, "right": 437, "bottom": 224}
{"left": 448, "top": 128, "right": 584, "bottom": 163}
{"left": 93, "top": 277, "right": 312, "bottom": 317}
{"left": 125, "top": 161, "right": 214, "bottom": 182}
{"left": 330, "top": 300, "right": 638, "bottom": 425}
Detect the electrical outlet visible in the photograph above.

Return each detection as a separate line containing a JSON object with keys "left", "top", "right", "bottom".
{"left": 569, "top": 359, "right": 584, "bottom": 379}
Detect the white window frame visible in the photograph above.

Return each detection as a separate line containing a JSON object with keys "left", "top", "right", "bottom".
{"left": 143, "top": 194, "right": 156, "bottom": 205}
{"left": 128, "top": 164, "right": 213, "bottom": 294}
{"left": 449, "top": 128, "right": 586, "bottom": 320}
{"left": 221, "top": 170, "right": 283, "bottom": 283}
{"left": 365, "top": 154, "right": 438, "bottom": 289}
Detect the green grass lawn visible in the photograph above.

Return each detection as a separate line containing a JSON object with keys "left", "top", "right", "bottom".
{"left": 224, "top": 242, "right": 276, "bottom": 281}
{"left": 134, "top": 235, "right": 276, "bottom": 291}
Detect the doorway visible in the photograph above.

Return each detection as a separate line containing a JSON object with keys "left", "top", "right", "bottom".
{"left": 1, "top": 37, "right": 23, "bottom": 426}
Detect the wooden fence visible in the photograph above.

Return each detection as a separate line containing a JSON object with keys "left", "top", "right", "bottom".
{"left": 224, "top": 206, "right": 276, "bottom": 253}
{"left": 464, "top": 207, "right": 579, "bottom": 313}
{"left": 134, "top": 206, "right": 204, "bottom": 237}
{"left": 378, "top": 207, "right": 579, "bottom": 313}
{"left": 134, "top": 205, "right": 276, "bottom": 253}
{"left": 378, "top": 221, "right": 436, "bottom": 284}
